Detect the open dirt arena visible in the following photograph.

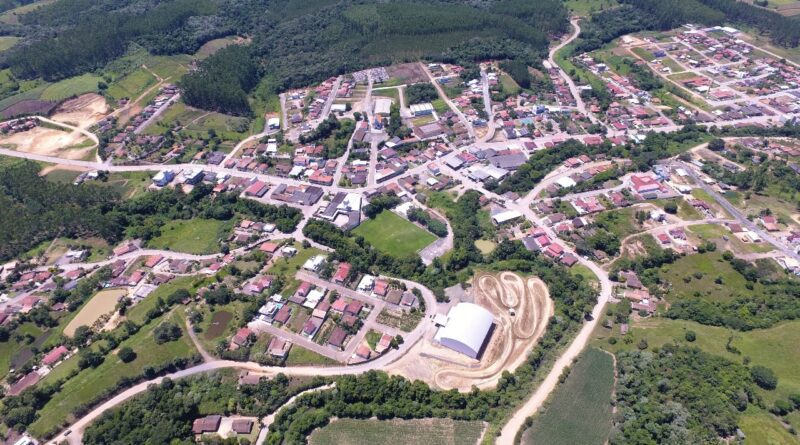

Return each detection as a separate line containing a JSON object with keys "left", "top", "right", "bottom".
{"left": 51, "top": 93, "right": 109, "bottom": 129}
{"left": 390, "top": 272, "right": 553, "bottom": 391}
{"left": 64, "top": 288, "right": 128, "bottom": 336}
{"left": 0, "top": 126, "right": 93, "bottom": 160}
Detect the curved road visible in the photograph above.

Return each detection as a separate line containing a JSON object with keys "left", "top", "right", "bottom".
{"left": 47, "top": 273, "right": 439, "bottom": 445}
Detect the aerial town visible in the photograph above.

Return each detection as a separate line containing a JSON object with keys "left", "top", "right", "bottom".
{"left": 0, "top": 1, "right": 800, "bottom": 445}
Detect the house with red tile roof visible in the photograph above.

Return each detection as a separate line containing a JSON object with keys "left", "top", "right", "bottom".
{"left": 42, "top": 345, "right": 68, "bottom": 367}
{"left": 332, "top": 262, "right": 351, "bottom": 284}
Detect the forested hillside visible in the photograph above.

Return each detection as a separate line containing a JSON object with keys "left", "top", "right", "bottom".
{"left": 578, "top": 0, "right": 800, "bottom": 54}
{"left": 0, "top": 0, "right": 568, "bottom": 113}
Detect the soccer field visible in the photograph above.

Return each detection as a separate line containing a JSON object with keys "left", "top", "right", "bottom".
{"left": 352, "top": 210, "right": 436, "bottom": 257}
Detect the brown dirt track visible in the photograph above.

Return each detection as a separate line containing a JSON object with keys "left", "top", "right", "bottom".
{"left": 383, "top": 271, "right": 551, "bottom": 393}
{"left": 430, "top": 272, "right": 552, "bottom": 390}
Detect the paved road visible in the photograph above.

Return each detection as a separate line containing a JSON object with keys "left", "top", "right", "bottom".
{"left": 678, "top": 159, "right": 800, "bottom": 262}
{"left": 420, "top": 62, "right": 475, "bottom": 140}
{"left": 47, "top": 270, "right": 439, "bottom": 444}
{"left": 133, "top": 93, "right": 180, "bottom": 135}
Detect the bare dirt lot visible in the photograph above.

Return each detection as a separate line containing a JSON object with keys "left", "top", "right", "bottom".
{"left": 390, "top": 271, "right": 553, "bottom": 391}
{"left": 65, "top": 288, "right": 128, "bottom": 337}
{"left": 386, "top": 63, "right": 428, "bottom": 85}
{"left": 51, "top": 93, "right": 109, "bottom": 129}
{"left": 0, "top": 126, "right": 93, "bottom": 160}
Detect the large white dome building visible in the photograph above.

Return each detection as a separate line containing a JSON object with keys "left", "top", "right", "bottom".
{"left": 434, "top": 302, "right": 494, "bottom": 359}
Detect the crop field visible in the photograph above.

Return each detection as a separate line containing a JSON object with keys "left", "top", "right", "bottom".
{"left": 28, "top": 311, "right": 196, "bottom": 437}
{"left": 352, "top": 211, "right": 436, "bottom": 257}
{"left": 64, "top": 288, "right": 128, "bottom": 336}
{"left": 522, "top": 348, "right": 614, "bottom": 445}
{"left": 146, "top": 218, "right": 229, "bottom": 254}
{"left": 309, "top": 418, "right": 485, "bottom": 445}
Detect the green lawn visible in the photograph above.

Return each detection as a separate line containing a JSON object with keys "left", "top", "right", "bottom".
{"left": 267, "top": 244, "right": 323, "bottom": 280}
{"left": 499, "top": 73, "right": 520, "bottom": 95}
{"left": 285, "top": 345, "right": 338, "bottom": 366}
{"left": 127, "top": 276, "right": 199, "bottom": 324}
{"left": 27, "top": 311, "right": 197, "bottom": 437}
{"left": 194, "top": 36, "right": 240, "bottom": 59}
{"left": 144, "top": 54, "right": 193, "bottom": 80}
{"left": 309, "top": 418, "right": 485, "bottom": 445}
{"left": 522, "top": 348, "right": 614, "bottom": 445}
{"left": 352, "top": 211, "right": 436, "bottom": 257}
{"left": 40, "top": 74, "right": 103, "bottom": 101}
{"left": 146, "top": 218, "right": 229, "bottom": 254}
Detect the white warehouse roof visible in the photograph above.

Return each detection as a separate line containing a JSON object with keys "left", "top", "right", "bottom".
{"left": 434, "top": 303, "right": 494, "bottom": 359}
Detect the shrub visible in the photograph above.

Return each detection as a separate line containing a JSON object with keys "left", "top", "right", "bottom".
{"left": 751, "top": 365, "right": 778, "bottom": 390}
{"left": 117, "top": 346, "right": 136, "bottom": 363}
{"left": 685, "top": 330, "right": 696, "bottom": 342}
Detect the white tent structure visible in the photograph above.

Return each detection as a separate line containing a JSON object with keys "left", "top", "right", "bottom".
{"left": 434, "top": 303, "right": 494, "bottom": 359}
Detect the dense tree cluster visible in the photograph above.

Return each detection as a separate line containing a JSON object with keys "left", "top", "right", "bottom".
{"left": 404, "top": 83, "right": 438, "bottom": 105}
{"left": 612, "top": 346, "right": 756, "bottom": 444}
{"left": 0, "top": 162, "right": 302, "bottom": 262}
{"left": 407, "top": 207, "right": 448, "bottom": 238}
{"left": 362, "top": 195, "right": 402, "bottom": 219}
{"left": 7, "top": 0, "right": 217, "bottom": 81}
{"left": 83, "top": 373, "right": 326, "bottom": 444}
{"left": 182, "top": 45, "right": 259, "bottom": 115}
{"left": 499, "top": 59, "right": 531, "bottom": 90}
{"left": 0, "top": 161, "right": 121, "bottom": 262}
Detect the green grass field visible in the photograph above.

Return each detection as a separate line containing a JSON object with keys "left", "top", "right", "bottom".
{"left": 0, "top": 36, "right": 19, "bottom": 52}
{"left": 0, "top": 0, "right": 55, "bottom": 24}
{"left": 126, "top": 276, "right": 199, "bottom": 324}
{"left": 27, "top": 311, "right": 197, "bottom": 437}
{"left": 522, "top": 348, "right": 614, "bottom": 445}
{"left": 194, "top": 37, "right": 240, "bottom": 59}
{"left": 739, "top": 406, "right": 800, "bottom": 445}
{"left": 0, "top": 323, "right": 43, "bottom": 376}
{"left": 106, "top": 68, "right": 157, "bottom": 101}
{"left": 40, "top": 74, "right": 103, "bottom": 101}
{"left": 146, "top": 218, "right": 229, "bottom": 254}
{"left": 285, "top": 345, "right": 338, "bottom": 366}
{"left": 352, "top": 211, "right": 436, "bottom": 257}
{"left": 563, "top": 0, "right": 619, "bottom": 16}
{"left": 688, "top": 223, "right": 774, "bottom": 254}
{"left": 309, "top": 418, "right": 485, "bottom": 445}
{"left": 593, "top": 317, "right": 800, "bottom": 405}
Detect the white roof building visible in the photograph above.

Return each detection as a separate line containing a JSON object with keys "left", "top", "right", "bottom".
{"left": 556, "top": 176, "right": 577, "bottom": 189}
{"left": 491, "top": 210, "right": 523, "bottom": 225}
{"left": 434, "top": 303, "right": 494, "bottom": 359}
{"left": 375, "top": 98, "right": 392, "bottom": 116}
{"left": 302, "top": 255, "right": 326, "bottom": 272}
